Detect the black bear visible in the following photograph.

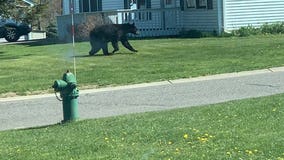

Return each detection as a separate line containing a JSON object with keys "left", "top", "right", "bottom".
{"left": 89, "top": 23, "right": 139, "bottom": 56}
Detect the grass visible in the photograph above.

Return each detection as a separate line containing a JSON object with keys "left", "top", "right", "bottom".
{"left": 0, "top": 35, "right": 284, "bottom": 96}
{"left": 0, "top": 93, "right": 283, "bottom": 159}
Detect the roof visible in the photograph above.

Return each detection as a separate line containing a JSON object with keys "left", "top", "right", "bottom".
{"left": 22, "top": 0, "right": 35, "bottom": 7}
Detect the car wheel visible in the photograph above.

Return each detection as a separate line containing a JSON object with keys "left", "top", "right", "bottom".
{"left": 5, "top": 27, "right": 20, "bottom": 42}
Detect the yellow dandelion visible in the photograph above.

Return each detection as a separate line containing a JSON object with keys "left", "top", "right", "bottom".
{"left": 168, "top": 141, "right": 172, "bottom": 145}
{"left": 226, "top": 151, "right": 231, "bottom": 155}
{"left": 204, "top": 133, "right": 209, "bottom": 137}
{"left": 183, "top": 134, "right": 189, "bottom": 139}
{"left": 273, "top": 108, "right": 277, "bottom": 112}
{"left": 246, "top": 150, "right": 253, "bottom": 155}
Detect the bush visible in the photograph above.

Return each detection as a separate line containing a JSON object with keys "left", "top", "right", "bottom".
{"left": 179, "top": 29, "right": 203, "bottom": 38}
{"left": 230, "top": 22, "right": 284, "bottom": 37}
{"left": 46, "top": 23, "right": 58, "bottom": 39}
{"left": 231, "top": 25, "right": 261, "bottom": 37}
{"left": 261, "top": 22, "right": 284, "bottom": 34}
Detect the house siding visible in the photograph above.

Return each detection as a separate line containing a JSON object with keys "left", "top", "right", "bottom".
{"left": 102, "top": 1, "right": 124, "bottom": 10}
{"left": 224, "top": 0, "right": 284, "bottom": 31}
{"left": 182, "top": 0, "right": 219, "bottom": 32}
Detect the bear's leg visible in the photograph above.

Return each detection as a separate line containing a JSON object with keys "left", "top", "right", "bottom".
{"left": 102, "top": 42, "right": 110, "bottom": 56}
{"left": 111, "top": 41, "right": 119, "bottom": 53}
{"left": 89, "top": 39, "right": 101, "bottom": 56}
{"left": 121, "top": 38, "right": 138, "bottom": 52}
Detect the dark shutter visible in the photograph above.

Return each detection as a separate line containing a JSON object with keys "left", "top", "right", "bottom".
{"left": 146, "top": 0, "right": 151, "bottom": 8}
{"left": 79, "top": 0, "right": 82, "bottom": 12}
{"left": 90, "top": 0, "right": 97, "bottom": 11}
{"left": 124, "top": 0, "right": 129, "bottom": 9}
{"left": 207, "top": 0, "right": 213, "bottom": 9}
{"left": 98, "top": 0, "right": 102, "bottom": 11}
{"left": 82, "top": 0, "right": 89, "bottom": 12}
{"left": 180, "top": 0, "right": 184, "bottom": 11}
{"left": 137, "top": 0, "right": 140, "bottom": 9}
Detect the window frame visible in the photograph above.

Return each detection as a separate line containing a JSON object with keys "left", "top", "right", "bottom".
{"left": 185, "top": 0, "right": 212, "bottom": 9}
{"left": 186, "top": 0, "right": 196, "bottom": 8}
{"left": 79, "top": 0, "right": 101, "bottom": 12}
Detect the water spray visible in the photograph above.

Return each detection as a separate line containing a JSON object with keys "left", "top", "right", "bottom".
{"left": 70, "top": 0, "right": 77, "bottom": 77}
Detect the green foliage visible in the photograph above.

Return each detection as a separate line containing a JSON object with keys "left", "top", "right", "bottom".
{"left": 231, "top": 23, "right": 284, "bottom": 37}
{"left": 179, "top": 29, "right": 203, "bottom": 38}
{"left": 46, "top": 23, "right": 58, "bottom": 39}
{"left": 0, "top": 0, "right": 16, "bottom": 18}
{"left": 231, "top": 25, "right": 261, "bottom": 37}
{"left": 0, "top": 94, "right": 284, "bottom": 159}
{"left": 261, "top": 22, "right": 284, "bottom": 34}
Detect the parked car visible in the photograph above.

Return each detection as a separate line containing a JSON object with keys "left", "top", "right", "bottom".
{"left": 0, "top": 22, "right": 32, "bottom": 42}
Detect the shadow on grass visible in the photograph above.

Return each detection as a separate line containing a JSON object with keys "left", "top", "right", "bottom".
{"left": 16, "top": 39, "right": 70, "bottom": 47}
{"left": 74, "top": 52, "right": 135, "bottom": 58}
{"left": 0, "top": 52, "right": 34, "bottom": 60}
{"left": 17, "top": 122, "right": 62, "bottom": 131}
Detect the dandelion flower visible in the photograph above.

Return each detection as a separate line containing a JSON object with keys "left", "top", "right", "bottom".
{"left": 183, "top": 134, "right": 189, "bottom": 139}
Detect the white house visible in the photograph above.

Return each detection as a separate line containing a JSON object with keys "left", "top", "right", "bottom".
{"left": 57, "top": 0, "right": 284, "bottom": 40}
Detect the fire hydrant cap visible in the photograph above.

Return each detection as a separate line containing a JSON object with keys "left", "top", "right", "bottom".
{"left": 52, "top": 80, "right": 68, "bottom": 91}
{"left": 63, "top": 72, "right": 77, "bottom": 85}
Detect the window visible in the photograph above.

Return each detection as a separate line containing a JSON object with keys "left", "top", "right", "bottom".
{"left": 124, "top": 0, "right": 137, "bottom": 9}
{"left": 186, "top": 0, "right": 195, "bottom": 8}
{"left": 137, "top": 0, "right": 151, "bottom": 9}
{"left": 185, "top": 0, "right": 213, "bottom": 9}
{"left": 196, "top": 0, "right": 206, "bottom": 8}
{"left": 165, "top": 0, "right": 172, "bottom": 5}
{"left": 79, "top": 0, "right": 102, "bottom": 12}
{"left": 138, "top": 0, "right": 146, "bottom": 9}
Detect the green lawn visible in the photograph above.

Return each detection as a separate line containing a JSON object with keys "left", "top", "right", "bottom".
{"left": 1, "top": 35, "right": 284, "bottom": 96}
{"left": 0, "top": 94, "right": 283, "bottom": 159}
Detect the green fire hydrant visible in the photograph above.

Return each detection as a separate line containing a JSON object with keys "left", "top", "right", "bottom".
{"left": 52, "top": 70, "right": 79, "bottom": 122}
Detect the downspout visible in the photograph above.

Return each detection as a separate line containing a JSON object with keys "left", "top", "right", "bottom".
{"left": 217, "top": 0, "right": 223, "bottom": 35}
{"left": 223, "top": 0, "right": 227, "bottom": 32}
{"left": 161, "top": 0, "right": 166, "bottom": 30}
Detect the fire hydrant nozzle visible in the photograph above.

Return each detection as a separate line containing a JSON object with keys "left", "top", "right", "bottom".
{"left": 52, "top": 70, "right": 79, "bottom": 122}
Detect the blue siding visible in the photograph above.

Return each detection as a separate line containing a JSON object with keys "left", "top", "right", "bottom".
{"left": 224, "top": 0, "right": 284, "bottom": 31}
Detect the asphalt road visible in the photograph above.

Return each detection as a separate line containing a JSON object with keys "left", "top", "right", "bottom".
{"left": 1, "top": 67, "right": 284, "bottom": 131}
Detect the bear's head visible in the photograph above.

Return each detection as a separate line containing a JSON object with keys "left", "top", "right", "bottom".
{"left": 124, "top": 23, "right": 139, "bottom": 35}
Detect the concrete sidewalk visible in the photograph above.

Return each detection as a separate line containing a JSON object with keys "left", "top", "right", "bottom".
{"left": 1, "top": 67, "right": 284, "bottom": 131}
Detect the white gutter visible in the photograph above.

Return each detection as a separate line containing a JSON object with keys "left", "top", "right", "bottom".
{"left": 217, "top": 0, "right": 223, "bottom": 34}
{"left": 22, "top": 0, "right": 35, "bottom": 7}
{"left": 223, "top": 0, "right": 227, "bottom": 32}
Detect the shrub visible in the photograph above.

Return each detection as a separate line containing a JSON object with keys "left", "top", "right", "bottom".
{"left": 46, "top": 23, "right": 58, "bottom": 39}
{"left": 179, "top": 29, "right": 203, "bottom": 38}
{"left": 231, "top": 25, "right": 261, "bottom": 37}
{"left": 230, "top": 22, "right": 284, "bottom": 37}
{"left": 261, "top": 22, "right": 284, "bottom": 34}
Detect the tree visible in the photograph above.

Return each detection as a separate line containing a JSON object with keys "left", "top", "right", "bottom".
{"left": 0, "top": 0, "right": 48, "bottom": 30}
{"left": 0, "top": 0, "right": 17, "bottom": 18}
